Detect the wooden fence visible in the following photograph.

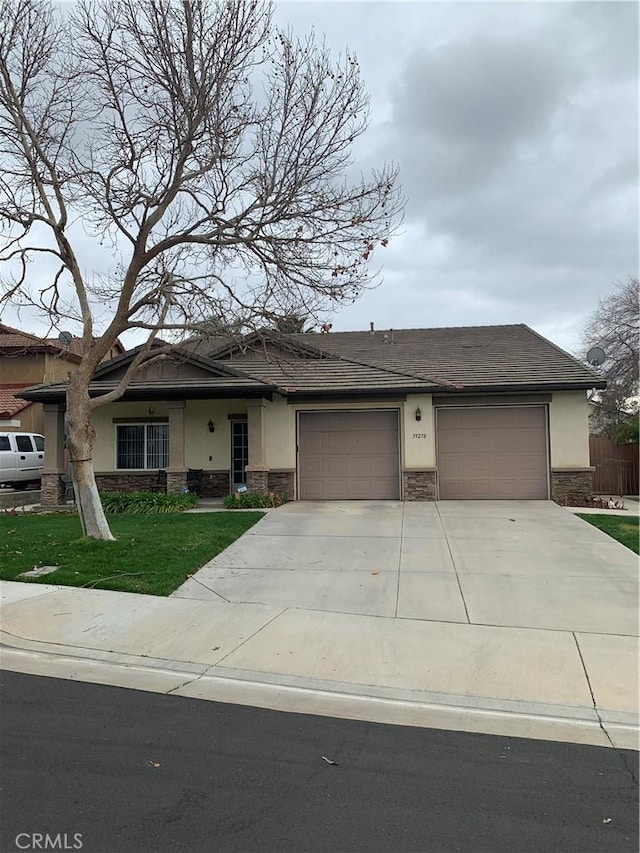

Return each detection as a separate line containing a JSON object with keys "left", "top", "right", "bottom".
{"left": 589, "top": 435, "right": 639, "bottom": 496}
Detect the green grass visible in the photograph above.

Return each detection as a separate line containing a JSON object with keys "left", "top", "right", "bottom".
{"left": 0, "top": 512, "right": 264, "bottom": 596}
{"left": 576, "top": 514, "right": 639, "bottom": 554}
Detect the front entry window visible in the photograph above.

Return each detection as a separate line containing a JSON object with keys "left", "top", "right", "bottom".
{"left": 231, "top": 419, "right": 248, "bottom": 490}
{"left": 116, "top": 423, "right": 169, "bottom": 469}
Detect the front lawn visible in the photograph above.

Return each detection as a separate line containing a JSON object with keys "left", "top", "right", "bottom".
{"left": 0, "top": 512, "right": 264, "bottom": 595}
{"left": 576, "top": 514, "right": 639, "bottom": 554}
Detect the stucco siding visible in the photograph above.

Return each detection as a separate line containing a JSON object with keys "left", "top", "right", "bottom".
{"left": 91, "top": 401, "right": 169, "bottom": 470}
{"left": 2, "top": 354, "right": 45, "bottom": 383}
{"left": 549, "top": 391, "right": 590, "bottom": 468}
{"left": 184, "top": 399, "right": 247, "bottom": 469}
{"left": 264, "top": 396, "right": 296, "bottom": 469}
{"left": 92, "top": 399, "right": 249, "bottom": 471}
{"left": 403, "top": 395, "right": 435, "bottom": 468}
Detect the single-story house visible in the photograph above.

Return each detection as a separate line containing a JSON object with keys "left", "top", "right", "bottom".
{"left": 18, "top": 323, "right": 605, "bottom": 506}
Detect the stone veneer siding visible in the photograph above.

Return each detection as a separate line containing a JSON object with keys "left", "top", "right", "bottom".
{"left": 200, "top": 471, "right": 231, "bottom": 498}
{"left": 402, "top": 470, "right": 437, "bottom": 501}
{"left": 95, "top": 472, "right": 158, "bottom": 492}
{"left": 267, "top": 470, "right": 295, "bottom": 501}
{"left": 95, "top": 470, "right": 230, "bottom": 496}
{"left": 166, "top": 470, "right": 188, "bottom": 494}
{"left": 551, "top": 468, "right": 594, "bottom": 504}
{"left": 40, "top": 472, "right": 66, "bottom": 506}
{"left": 246, "top": 469, "right": 269, "bottom": 493}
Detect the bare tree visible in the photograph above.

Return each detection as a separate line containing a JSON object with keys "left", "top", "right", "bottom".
{"left": 583, "top": 276, "right": 639, "bottom": 436}
{"left": 0, "top": 0, "right": 403, "bottom": 539}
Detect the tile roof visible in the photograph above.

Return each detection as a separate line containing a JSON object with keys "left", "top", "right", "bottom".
{"left": 205, "top": 324, "right": 604, "bottom": 393}
{"left": 0, "top": 323, "right": 83, "bottom": 361}
{"left": 0, "top": 384, "right": 32, "bottom": 417}
{"left": 16, "top": 323, "right": 606, "bottom": 402}
{"left": 228, "top": 357, "right": 439, "bottom": 393}
{"left": 282, "top": 324, "right": 603, "bottom": 390}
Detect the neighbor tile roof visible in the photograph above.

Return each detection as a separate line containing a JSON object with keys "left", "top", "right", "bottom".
{"left": 0, "top": 323, "right": 83, "bottom": 361}
{"left": 0, "top": 384, "right": 32, "bottom": 417}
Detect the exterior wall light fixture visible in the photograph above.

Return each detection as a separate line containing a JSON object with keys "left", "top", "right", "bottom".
{"left": 208, "top": 419, "right": 215, "bottom": 433}
{"left": 415, "top": 407, "right": 422, "bottom": 422}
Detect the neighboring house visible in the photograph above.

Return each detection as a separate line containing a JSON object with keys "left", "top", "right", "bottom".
{"left": 0, "top": 384, "right": 36, "bottom": 431}
{"left": 18, "top": 323, "right": 605, "bottom": 506}
{"left": 0, "top": 323, "right": 124, "bottom": 433}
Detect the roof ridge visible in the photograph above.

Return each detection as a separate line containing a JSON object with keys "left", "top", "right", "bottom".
{"left": 293, "top": 323, "right": 528, "bottom": 336}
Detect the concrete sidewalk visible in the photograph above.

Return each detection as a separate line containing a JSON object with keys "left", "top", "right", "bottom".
{"left": 2, "top": 578, "right": 637, "bottom": 751}
{"left": 1, "top": 500, "right": 638, "bottom": 750}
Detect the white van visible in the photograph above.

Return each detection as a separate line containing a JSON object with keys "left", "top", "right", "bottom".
{"left": 0, "top": 432, "right": 45, "bottom": 489}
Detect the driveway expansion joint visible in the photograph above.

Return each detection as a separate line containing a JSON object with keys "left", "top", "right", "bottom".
{"left": 435, "top": 503, "right": 471, "bottom": 624}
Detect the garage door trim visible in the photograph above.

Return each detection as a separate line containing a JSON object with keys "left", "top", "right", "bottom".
{"left": 296, "top": 408, "right": 401, "bottom": 501}
{"left": 435, "top": 404, "right": 551, "bottom": 500}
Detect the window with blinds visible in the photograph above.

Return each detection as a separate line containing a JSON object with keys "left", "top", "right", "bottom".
{"left": 116, "top": 423, "right": 169, "bottom": 469}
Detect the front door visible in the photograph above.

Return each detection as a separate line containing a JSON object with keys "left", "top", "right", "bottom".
{"left": 230, "top": 419, "right": 249, "bottom": 492}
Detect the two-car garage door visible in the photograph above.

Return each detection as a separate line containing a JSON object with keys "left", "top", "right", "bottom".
{"left": 297, "top": 406, "right": 549, "bottom": 501}
{"left": 298, "top": 410, "right": 400, "bottom": 500}
{"left": 436, "top": 407, "right": 549, "bottom": 499}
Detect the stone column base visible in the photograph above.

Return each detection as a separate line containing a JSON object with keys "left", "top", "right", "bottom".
{"left": 166, "top": 468, "right": 188, "bottom": 494}
{"left": 267, "top": 470, "right": 295, "bottom": 501}
{"left": 246, "top": 469, "right": 268, "bottom": 493}
{"left": 402, "top": 469, "right": 437, "bottom": 501}
{"left": 551, "top": 468, "right": 595, "bottom": 504}
{"left": 40, "top": 470, "right": 66, "bottom": 506}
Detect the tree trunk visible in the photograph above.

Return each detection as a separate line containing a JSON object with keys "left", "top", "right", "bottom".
{"left": 66, "top": 374, "right": 115, "bottom": 541}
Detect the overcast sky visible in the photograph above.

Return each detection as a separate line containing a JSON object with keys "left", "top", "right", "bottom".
{"left": 271, "top": 0, "right": 639, "bottom": 355}
{"left": 2, "top": 1, "right": 638, "bottom": 357}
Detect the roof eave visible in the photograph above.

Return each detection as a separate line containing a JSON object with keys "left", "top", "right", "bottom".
{"left": 282, "top": 385, "right": 436, "bottom": 400}
{"left": 0, "top": 344, "right": 82, "bottom": 363}
{"left": 434, "top": 381, "right": 607, "bottom": 393}
{"left": 284, "top": 380, "right": 606, "bottom": 398}
{"left": 17, "top": 383, "right": 276, "bottom": 403}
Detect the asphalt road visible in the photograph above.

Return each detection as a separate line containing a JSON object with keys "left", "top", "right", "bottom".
{"left": 0, "top": 670, "right": 637, "bottom": 853}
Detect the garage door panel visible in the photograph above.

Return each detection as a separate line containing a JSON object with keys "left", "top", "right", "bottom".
{"left": 298, "top": 411, "right": 400, "bottom": 500}
{"left": 437, "top": 407, "right": 549, "bottom": 500}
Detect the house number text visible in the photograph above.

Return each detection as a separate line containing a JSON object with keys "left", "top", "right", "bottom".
{"left": 412, "top": 433, "right": 428, "bottom": 439}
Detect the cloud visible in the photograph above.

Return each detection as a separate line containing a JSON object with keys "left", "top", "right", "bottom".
{"left": 390, "top": 36, "right": 569, "bottom": 197}
{"left": 3, "top": 1, "right": 637, "bottom": 357}
{"left": 342, "top": 1, "right": 638, "bottom": 350}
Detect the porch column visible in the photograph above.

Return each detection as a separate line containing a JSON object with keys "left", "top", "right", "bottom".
{"left": 245, "top": 399, "right": 268, "bottom": 493}
{"left": 41, "top": 403, "right": 66, "bottom": 506}
{"left": 166, "top": 400, "right": 187, "bottom": 494}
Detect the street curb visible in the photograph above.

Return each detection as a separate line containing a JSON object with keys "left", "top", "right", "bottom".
{"left": 2, "top": 640, "right": 637, "bottom": 752}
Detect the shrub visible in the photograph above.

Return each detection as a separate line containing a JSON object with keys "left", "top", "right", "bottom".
{"left": 612, "top": 418, "right": 639, "bottom": 444}
{"left": 222, "top": 491, "right": 285, "bottom": 509}
{"left": 100, "top": 491, "right": 198, "bottom": 514}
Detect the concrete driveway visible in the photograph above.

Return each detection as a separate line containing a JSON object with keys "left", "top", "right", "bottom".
{"left": 174, "top": 500, "right": 638, "bottom": 636}
{"left": 3, "top": 499, "right": 637, "bottom": 748}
